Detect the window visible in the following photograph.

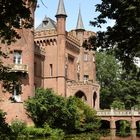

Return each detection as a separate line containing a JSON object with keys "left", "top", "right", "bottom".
{"left": 77, "top": 73, "right": 80, "bottom": 81}
{"left": 34, "top": 62, "right": 37, "bottom": 76}
{"left": 14, "top": 51, "right": 22, "bottom": 64}
{"left": 84, "top": 53, "right": 88, "bottom": 61}
{"left": 50, "top": 64, "right": 53, "bottom": 76}
{"left": 12, "top": 85, "right": 21, "bottom": 102}
{"left": 83, "top": 75, "right": 89, "bottom": 82}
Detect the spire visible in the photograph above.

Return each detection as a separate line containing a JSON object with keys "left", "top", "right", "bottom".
{"left": 76, "top": 8, "right": 85, "bottom": 30}
{"left": 55, "top": 0, "right": 67, "bottom": 17}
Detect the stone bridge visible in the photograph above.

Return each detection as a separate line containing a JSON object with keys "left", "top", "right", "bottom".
{"left": 97, "top": 108, "right": 140, "bottom": 129}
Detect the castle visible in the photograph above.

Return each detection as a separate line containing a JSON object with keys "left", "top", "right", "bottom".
{"left": 0, "top": 0, "right": 100, "bottom": 124}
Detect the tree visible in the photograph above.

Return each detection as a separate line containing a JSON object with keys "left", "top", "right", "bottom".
{"left": 96, "top": 52, "right": 120, "bottom": 108}
{"left": 111, "top": 100, "right": 125, "bottom": 110}
{"left": 115, "top": 80, "right": 140, "bottom": 109}
{"left": 90, "top": 0, "right": 140, "bottom": 72}
{"left": 96, "top": 52, "right": 140, "bottom": 109}
{"left": 0, "top": 110, "right": 12, "bottom": 138}
{"left": 0, "top": 0, "right": 36, "bottom": 45}
{"left": 96, "top": 52, "right": 120, "bottom": 88}
{"left": 25, "top": 88, "right": 100, "bottom": 133}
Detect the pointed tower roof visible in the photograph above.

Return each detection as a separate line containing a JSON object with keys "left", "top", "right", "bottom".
{"left": 76, "top": 8, "right": 85, "bottom": 30}
{"left": 55, "top": 0, "right": 67, "bottom": 17}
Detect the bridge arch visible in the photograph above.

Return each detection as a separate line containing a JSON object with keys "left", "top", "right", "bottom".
{"left": 75, "top": 90, "right": 87, "bottom": 102}
{"left": 100, "top": 120, "right": 110, "bottom": 129}
{"left": 115, "top": 120, "right": 131, "bottom": 132}
{"left": 136, "top": 120, "right": 140, "bottom": 130}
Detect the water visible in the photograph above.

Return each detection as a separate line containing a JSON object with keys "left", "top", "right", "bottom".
{"left": 100, "top": 130, "right": 140, "bottom": 140}
{"left": 64, "top": 130, "right": 140, "bottom": 140}
{"left": 8, "top": 130, "right": 140, "bottom": 140}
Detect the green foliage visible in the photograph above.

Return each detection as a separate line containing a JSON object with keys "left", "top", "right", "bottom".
{"left": 96, "top": 52, "right": 140, "bottom": 109}
{"left": 10, "top": 119, "right": 26, "bottom": 137}
{"left": 117, "top": 120, "right": 131, "bottom": 137}
{"left": 96, "top": 52, "right": 120, "bottom": 108}
{"left": 111, "top": 100, "right": 125, "bottom": 110}
{"left": 66, "top": 97, "right": 100, "bottom": 133}
{"left": 0, "top": 58, "right": 19, "bottom": 95}
{"left": 114, "top": 80, "right": 140, "bottom": 109}
{"left": 22, "top": 124, "right": 64, "bottom": 139}
{"left": 96, "top": 52, "right": 120, "bottom": 88}
{"left": 0, "top": 0, "right": 36, "bottom": 44}
{"left": 25, "top": 88, "right": 100, "bottom": 134}
{"left": 89, "top": 0, "right": 140, "bottom": 72}
{"left": 0, "top": 109, "right": 12, "bottom": 139}
{"left": 25, "top": 88, "right": 68, "bottom": 128}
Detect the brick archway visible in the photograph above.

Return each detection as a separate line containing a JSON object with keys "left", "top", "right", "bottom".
{"left": 75, "top": 90, "right": 87, "bottom": 101}
{"left": 66, "top": 82, "right": 100, "bottom": 109}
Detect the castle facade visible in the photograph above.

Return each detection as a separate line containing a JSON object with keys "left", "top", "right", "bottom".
{"left": 0, "top": 0, "right": 100, "bottom": 124}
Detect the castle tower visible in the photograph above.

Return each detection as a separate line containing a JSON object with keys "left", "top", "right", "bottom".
{"left": 55, "top": 0, "right": 67, "bottom": 96}
{"left": 75, "top": 8, "right": 85, "bottom": 81}
{"left": 76, "top": 8, "right": 85, "bottom": 45}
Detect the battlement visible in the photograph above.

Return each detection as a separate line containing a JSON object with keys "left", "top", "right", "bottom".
{"left": 67, "top": 32, "right": 80, "bottom": 46}
{"left": 35, "top": 29, "right": 57, "bottom": 38}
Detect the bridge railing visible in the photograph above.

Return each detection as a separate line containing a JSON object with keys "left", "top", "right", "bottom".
{"left": 97, "top": 108, "right": 140, "bottom": 116}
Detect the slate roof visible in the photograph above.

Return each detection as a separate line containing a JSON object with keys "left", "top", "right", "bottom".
{"left": 55, "top": 0, "right": 67, "bottom": 17}
{"left": 36, "top": 16, "right": 56, "bottom": 31}
{"left": 76, "top": 9, "right": 85, "bottom": 30}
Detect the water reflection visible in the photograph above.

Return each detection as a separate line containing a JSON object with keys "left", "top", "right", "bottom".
{"left": 101, "top": 129, "right": 140, "bottom": 140}
{"left": 65, "top": 130, "right": 140, "bottom": 140}
{"left": 11, "top": 130, "right": 140, "bottom": 140}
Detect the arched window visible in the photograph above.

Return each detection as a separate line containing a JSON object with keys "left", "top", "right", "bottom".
{"left": 93, "top": 92, "right": 97, "bottom": 108}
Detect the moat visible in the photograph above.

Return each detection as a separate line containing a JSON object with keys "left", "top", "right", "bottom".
{"left": 9, "top": 130, "right": 140, "bottom": 140}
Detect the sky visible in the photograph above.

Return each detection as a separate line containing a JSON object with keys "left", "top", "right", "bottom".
{"left": 35, "top": 0, "right": 115, "bottom": 32}
{"left": 35, "top": 0, "right": 140, "bottom": 67}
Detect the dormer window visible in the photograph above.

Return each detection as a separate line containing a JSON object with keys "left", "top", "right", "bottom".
{"left": 43, "top": 20, "right": 48, "bottom": 26}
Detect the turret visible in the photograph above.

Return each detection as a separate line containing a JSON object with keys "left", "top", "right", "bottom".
{"left": 76, "top": 8, "right": 85, "bottom": 45}
{"left": 76, "top": 8, "right": 85, "bottom": 31}
{"left": 55, "top": 0, "right": 67, "bottom": 35}
{"left": 55, "top": 0, "right": 67, "bottom": 96}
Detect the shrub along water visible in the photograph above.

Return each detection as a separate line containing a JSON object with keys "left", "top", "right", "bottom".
{"left": 0, "top": 88, "right": 100, "bottom": 139}
{"left": 25, "top": 88, "right": 100, "bottom": 134}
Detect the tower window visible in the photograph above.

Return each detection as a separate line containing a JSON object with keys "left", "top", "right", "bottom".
{"left": 50, "top": 64, "right": 53, "bottom": 76}
{"left": 34, "top": 62, "right": 37, "bottom": 76}
{"left": 84, "top": 53, "right": 88, "bottom": 61}
{"left": 83, "top": 75, "right": 89, "bottom": 82}
{"left": 14, "top": 51, "right": 22, "bottom": 64}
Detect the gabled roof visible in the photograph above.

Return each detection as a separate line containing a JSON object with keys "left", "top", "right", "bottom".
{"left": 36, "top": 16, "right": 56, "bottom": 31}
{"left": 55, "top": 0, "right": 67, "bottom": 17}
{"left": 76, "top": 8, "right": 85, "bottom": 30}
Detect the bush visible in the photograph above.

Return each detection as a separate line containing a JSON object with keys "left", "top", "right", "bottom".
{"left": 67, "top": 97, "right": 101, "bottom": 132}
{"left": 0, "top": 109, "right": 12, "bottom": 139}
{"left": 22, "top": 123, "right": 64, "bottom": 139}
{"left": 25, "top": 88, "right": 100, "bottom": 134}
{"left": 25, "top": 88, "right": 68, "bottom": 128}
{"left": 10, "top": 119, "right": 26, "bottom": 137}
